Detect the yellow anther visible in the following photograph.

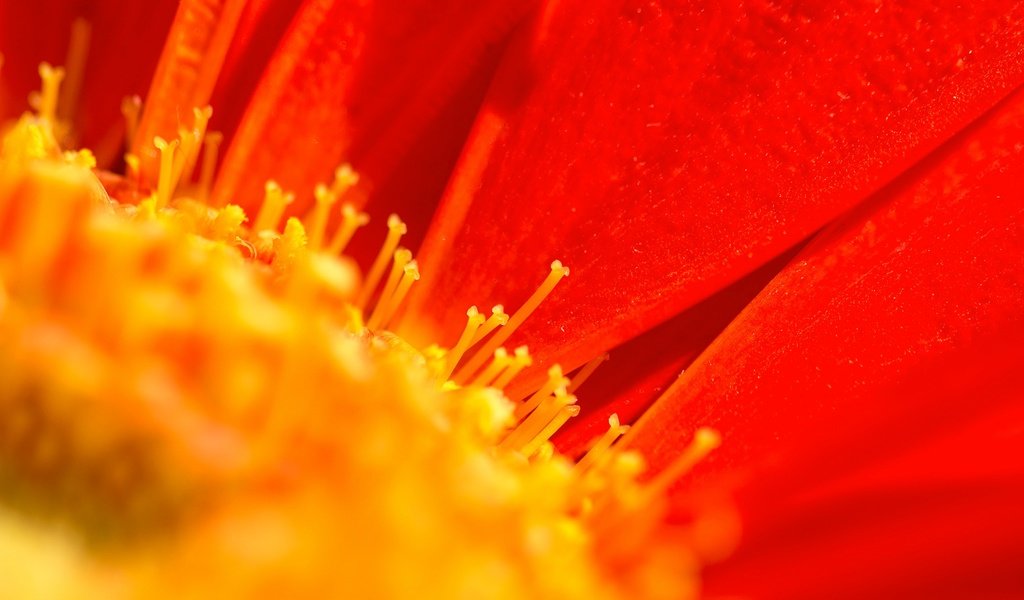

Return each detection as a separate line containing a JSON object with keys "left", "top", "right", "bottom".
{"left": 513, "top": 365, "right": 568, "bottom": 418}
{"left": 273, "top": 217, "right": 308, "bottom": 269}
{"left": 176, "top": 105, "right": 213, "bottom": 186}
{"left": 644, "top": 428, "right": 721, "bottom": 497}
{"left": 568, "top": 353, "right": 609, "bottom": 394}
{"left": 366, "top": 248, "right": 412, "bottom": 331}
{"left": 153, "top": 136, "right": 179, "bottom": 209}
{"left": 124, "top": 153, "right": 141, "bottom": 182}
{"left": 37, "top": 63, "right": 66, "bottom": 125}
{"left": 502, "top": 388, "right": 576, "bottom": 452}
{"left": 60, "top": 18, "right": 91, "bottom": 126}
{"left": 356, "top": 214, "right": 407, "bottom": 310}
{"left": 327, "top": 203, "right": 370, "bottom": 256}
{"left": 330, "top": 163, "right": 360, "bottom": 200}
{"left": 575, "top": 414, "right": 630, "bottom": 473}
{"left": 469, "top": 305, "right": 509, "bottom": 347}
{"left": 521, "top": 404, "right": 580, "bottom": 458}
{"left": 253, "top": 181, "right": 291, "bottom": 232}
{"left": 491, "top": 346, "right": 533, "bottom": 390}
{"left": 455, "top": 261, "right": 569, "bottom": 383}
{"left": 438, "top": 306, "right": 487, "bottom": 383}
{"left": 470, "top": 348, "right": 512, "bottom": 388}
{"left": 198, "top": 131, "right": 223, "bottom": 203}
{"left": 307, "top": 184, "right": 338, "bottom": 251}
{"left": 378, "top": 260, "right": 419, "bottom": 330}
{"left": 63, "top": 149, "right": 96, "bottom": 169}
{"left": 211, "top": 204, "right": 247, "bottom": 240}
{"left": 121, "top": 95, "right": 143, "bottom": 152}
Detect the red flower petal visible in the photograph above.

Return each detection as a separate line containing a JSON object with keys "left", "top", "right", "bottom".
{"left": 210, "top": 0, "right": 532, "bottom": 216}
{"left": 407, "top": 0, "right": 1024, "bottom": 382}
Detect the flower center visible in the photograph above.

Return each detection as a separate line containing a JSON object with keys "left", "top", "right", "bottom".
{"left": 0, "top": 49, "right": 731, "bottom": 599}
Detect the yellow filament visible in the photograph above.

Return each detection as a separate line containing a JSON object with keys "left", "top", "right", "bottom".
{"left": 513, "top": 365, "right": 568, "bottom": 418}
{"left": 153, "top": 136, "right": 179, "bottom": 209}
{"left": 198, "top": 132, "right": 223, "bottom": 202}
{"left": 37, "top": 63, "right": 66, "bottom": 125}
{"left": 124, "top": 153, "right": 140, "bottom": 182}
{"left": 355, "top": 215, "right": 406, "bottom": 310}
{"left": 253, "top": 181, "right": 290, "bottom": 232}
{"left": 575, "top": 414, "right": 630, "bottom": 473}
{"left": 378, "top": 261, "right": 419, "bottom": 330}
{"left": 521, "top": 405, "right": 580, "bottom": 458}
{"left": 491, "top": 346, "right": 532, "bottom": 390}
{"left": 176, "top": 105, "right": 213, "bottom": 186}
{"left": 59, "top": 18, "right": 91, "bottom": 125}
{"left": 644, "top": 428, "right": 721, "bottom": 497}
{"left": 438, "top": 307, "right": 486, "bottom": 383}
{"left": 502, "top": 389, "right": 576, "bottom": 451}
{"left": 469, "top": 348, "right": 512, "bottom": 387}
{"left": 330, "top": 163, "right": 360, "bottom": 200}
{"left": 568, "top": 353, "right": 609, "bottom": 394}
{"left": 469, "top": 305, "right": 509, "bottom": 347}
{"left": 366, "top": 248, "right": 412, "bottom": 330}
{"left": 121, "top": 96, "right": 143, "bottom": 152}
{"left": 307, "top": 184, "right": 338, "bottom": 251}
{"left": 455, "top": 261, "right": 569, "bottom": 383}
{"left": 327, "top": 204, "right": 370, "bottom": 256}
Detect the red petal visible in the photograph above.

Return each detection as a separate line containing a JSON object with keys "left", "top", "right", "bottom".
{"left": 406, "top": 0, "right": 1024, "bottom": 381}
{"left": 210, "top": 0, "right": 532, "bottom": 215}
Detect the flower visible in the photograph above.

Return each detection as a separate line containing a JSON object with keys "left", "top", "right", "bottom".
{"left": 2, "top": 1, "right": 1024, "bottom": 599}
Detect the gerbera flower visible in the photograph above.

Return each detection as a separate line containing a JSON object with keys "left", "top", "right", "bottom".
{"left": 1, "top": 1, "right": 1023, "bottom": 599}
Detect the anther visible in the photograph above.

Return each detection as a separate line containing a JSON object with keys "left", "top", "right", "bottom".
{"left": 327, "top": 204, "right": 370, "bottom": 256}
{"left": 253, "top": 181, "right": 291, "bottom": 232}
{"left": 469, "top": 305, "right": 509, "bottom": 347}
{"left": 455, "top": 261, "right": 569, "bottom": 383}
{"left": 520, "top": 404, "right": 580, "bottom": 458}
{"left": 438, "top": 307, "right": 486, "bottom": 383}
{"left": 366, "top": 248, "right": 412, "bottom": 330}
{"left": 575, "top": 414, "right": 630, "bottom": 473}
{"left": 491, "top": 346, "right": 533, "bottom": 390}
{"left": 502, "top": 388, "right": 576, "bottom": 451}
{"left": 355, "top": 214, "right": 407, "bottom": 310}
{"left": 644, "top": 428, "right": 721, "bottom": 497}
{"left": 153, "top": 136, "right": 179, "bottom": 209}
{"left": 176, "top": 105, "right": 213, "bottom": 186}
{"left": 469, "top": 348, "right": 512, "bottom": 387}
{"left": 307, "top": 184, "right": 338, "bottom": 251}
{"left": 37, "top": 63, "right": 66, "bottom": 125}
{"left": 568, "top": 353, "right": 609, "bottom": 394}
{"left": 330, "top": 163, "right": 360, "bottom": 200}
{"left": 513, "top": 365, "right": 569, "bottom": 418}
{"left": 378, "top": 260, "right": 419, "bottom": 330}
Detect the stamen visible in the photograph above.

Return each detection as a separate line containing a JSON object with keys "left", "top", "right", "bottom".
{"left": 644, "top": 428, "right": 721, "bottom": 497}
{"left": 153, "top": 136, "right": 179, "bottom": 209}
{"left": 469, "top": 348, "right": 512, "bottom": 387}
{"left": 175, "top": 105, "right": 213, "bottom": 186}
{"left": 330, "top": 163, "right": 360, "bottom": 200}
{"left": 454, "top": 261, "right": 569, "bottom": 382}
{"left": 512, "top": 365, "right": 568, "bottom": 418}
{"left": 469, "top": 305, "right": 509, "bottom": 347}
{"left": 124, "top": 153, "right": 141, "bottom": 185}
{"left": 59, "top": 18, "right": 92, "bottom": 126}
{"left": 501, "top": 388, "right": 576, "bottom": 451}
{"left": 37, "top": 63, "right": 66, "bottom": 125}
{"left": 198, "top": 132, "right": 223, "bottom": 202}
{"left": 520, "top": 404, "right": 580, "bottom": 458}
{"left": 575, "top": 414, "right": 630, "bottom": 473}
{"left": 253, "top": 181, "right": 291, "bottom": 232}
{"left": 307, "top": 184, "right": 338, "bottom": 251}
{"left": 377, "top": 261, "right": 419, "bottom": 330}
{"left": 121, "top": 96, "right": 143, "bottom": 154}
{"left": 327, "top": 204, "right": 370, "bottom": 256}
{"left": 567, "top": 353, "right": 609, "bottom": 394}
{"left": 491, "top": 346, "right": 532, "bottom": 390}
{"left": 355, "top": 214, "right": 406, "bottom": 310}
{"left": 438, "top": 307, "right": 486, "bottom": 383}
{"left": 366, "top": 248, "right": 412, "bottom": 331}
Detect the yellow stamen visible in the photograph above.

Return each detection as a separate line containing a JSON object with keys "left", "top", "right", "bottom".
{"left": 307, "top": 184, "right": 338, "bottom": 251}
{"left": 438, "top": 306, "right": 486, "bottom": 383}
{"left": 330, "top": 163, "right": 360, "bottom": 200}
{"left": 513, "top": 365, "right": 569, "bottom": 418}
{"left": 124, "top": 153, "right": 141, "bottom": 183}
{"left": 644, "top": 428, "right": 721, "bottom": 497}
{"left": 198, "top": 131, "right": 223, "bottom": 202}
{"left": 253, "top": 181, "right": 290, "bottom": 233}
{"left": 366, "top": 248, "right": 412, "bottom": 331}
{"left": 491, "top": 346, "right": 532, "bottom": 390}
{"left": 59, "top": 18, "right": 91, "bottom": 127}
{"left": 502, "top": 388, "right": 576, "bottom": 451}
{"left": 175, "top": 105, "right": 213, "bottom": 187}
{"left": 575, "top": 414, "right": 630, "bottom": 473}
{"left": 521, "top": 404, "right": 580, "bottom": 458}
{"left": 327, "top": 204, "right": 370, "bottom": 256}
{"left": 568, "top": 353, "right": 609, "bottom": 394}
{"left": 355, "top": 214, "right": 406, "bottom": 310}
{"left": 469, "top": 305, "right": 509, "bottom": 347}
{"left": 455, "top": 261, "right": 569, "bottom": 383}
{"left": 37, "top": 63, "right": 66, "bottom": 125}
{"left": 469, "top": 348, "right": 512, "bottom": 387}
{"left": 152, "top": 136, "right": 179, "bottom": 209}
{"left": 377, "top": 260, "right": 419, "bottom": 330}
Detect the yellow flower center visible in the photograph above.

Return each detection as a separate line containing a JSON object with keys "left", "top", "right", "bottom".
{"left": 0, "top": 52, "right": 732, "bottom": 600}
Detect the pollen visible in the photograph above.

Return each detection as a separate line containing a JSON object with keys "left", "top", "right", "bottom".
{"left": 0, "top": 57, "right": 729, "bottom": 600}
